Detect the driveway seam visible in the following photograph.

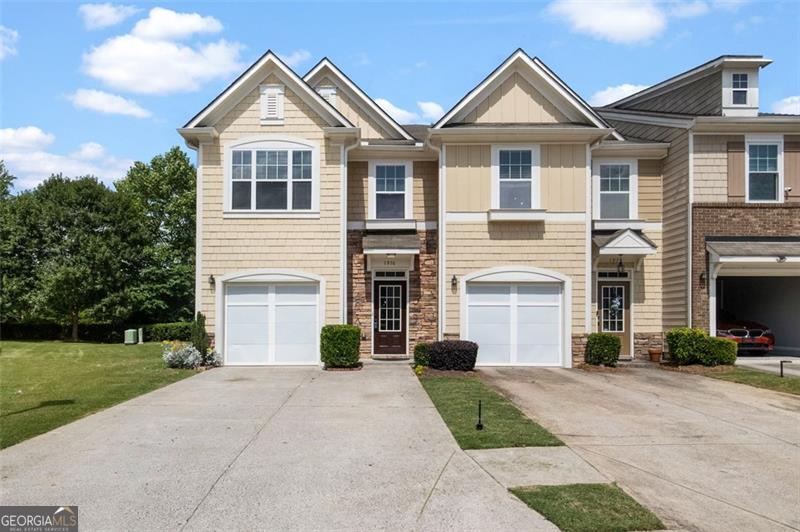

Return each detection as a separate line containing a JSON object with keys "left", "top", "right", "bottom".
{"left": 576, "top": 445, "right": 797, "bottom": 530}
{"left": 415, "top": 449, "right": 455, "bottom": 527}
{"left": 179, "top": 372, "right": 313, "bottom": 531}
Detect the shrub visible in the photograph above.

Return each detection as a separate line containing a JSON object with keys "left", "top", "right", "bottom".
{"left": 320, "top": 324, "right": 361, "bottom": 368}
{"left": 701, "top": 337, "right": 737, "bottom": 366}
{"left": 148, "top": 322, "right": 192, "bottom": 342}
{"left": 191, "top": 312, "right": 209, "bottom": 356}
{"left": 162, "top": 341, "right": 202, "bottom": 369}
{"left": 665, "top": 327, "right": 708, "bottom": 365}
{"left": 414, "top": 342, "right": 430, "bottom": 367}
{"left": 585, "top": 333, "right": 621, "bottom": 367}
{"left": 427, "top": 340, "right": 479, "bottom": 371}
{"left": 204, "top": 350, "right": 223, "bottom": 367}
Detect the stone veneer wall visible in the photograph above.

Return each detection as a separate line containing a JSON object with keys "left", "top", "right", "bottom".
{"left": 691, "top": 203, "right": 800, "bottom": 331}
{"left": 347, "top": 230, "right": 438, "bottom": 358}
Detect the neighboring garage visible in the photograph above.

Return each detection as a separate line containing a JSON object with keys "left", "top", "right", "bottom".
{"left": 460, "top": 267, "right": 571, "bottom": 367}
{"left": 707, "top": 240, "right": 800, "bottom": 356}
{"left": 219, "top": 271, "right": 323, "bottom": 365}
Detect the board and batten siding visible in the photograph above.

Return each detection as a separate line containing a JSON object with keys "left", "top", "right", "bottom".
{"left": 637, "top": 159, "right": 663, "bottom": 221}
{"left": 199, "top": 73, "right": 342, "bottom": 330}
{"left": 609, "top": 120, "right": 690, "bottom": 329}
{"left": 347, "top": 161, "right": 438, "bottom": 221}
{"left": 461, "top": 72, "right": 569, "bottom": 124}
{"left": 445, "top": 144, "right": 588, "bottom": 212}
{"left": 444, "top": 221, "right": 587, "bottom": 337}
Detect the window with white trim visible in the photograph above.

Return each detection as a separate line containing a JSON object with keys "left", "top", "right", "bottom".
{"left": 732, "top": 73, "right": 748, "bottom": 105}
{"left": 368, "top": 161, "right": 413, "bottom": 220}
{"left": 259, "top": 85, "right": 284, "bottom": 123}
{"left": 227, "top": 138, "right": 318, "bottom": 213}
{"left": 491, "top": 145, "right": 539, "bottom": 210}
{"left": 747, "top": 142, "right": 780, "bottom": 202}
{"left": 599, "top": 164, "right": 631, "bottom": 219}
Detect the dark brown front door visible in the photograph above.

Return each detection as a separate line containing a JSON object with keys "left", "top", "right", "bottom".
{"left": 598, "top": 281, "right": 631, "bottom": 357}
{"left": 374, "top": 280, "right": 407, "bottom": 355}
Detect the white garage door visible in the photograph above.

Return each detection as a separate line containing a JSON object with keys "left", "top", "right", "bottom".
{"left": 466, "top": 283, "right": 562, "bottom": 366}
{"left": 225, "top": 283, "right": 319, "bottom": 365}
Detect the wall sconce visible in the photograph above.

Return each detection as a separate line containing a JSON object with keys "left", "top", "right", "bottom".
{"left": 209, "top": 274, "right": 215, "bottom": 287}
{"left": 616, "top": 255, "right": 625, "bottom": 275}
{"left": 699, "top": 271, "right": 706, "bottom": 288}
{"left": 451, "top": 275, "right": 458, "bottom": 289}
{"left": 777, "top": 256, "right": 787, "bottom": 263}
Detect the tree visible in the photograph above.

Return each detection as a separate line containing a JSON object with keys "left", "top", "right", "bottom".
{"left": 0, "top": 161, "right": 14, "bottom": 199}
{"left": 115, "top": 147, "right": 196, "bottom": 323}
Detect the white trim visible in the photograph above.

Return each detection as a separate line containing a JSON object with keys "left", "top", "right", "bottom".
{"left": 597, "top": 229, "right": 657, "bottom": 256}
{"left": 592, "top": 220, "right": 662, "bottom": 231}
{"left": 342, "top": 138, "right": 360, "bottom": 325}
{"left": 303, "top": 59, "right": 414, "bottom": 141}
{"left": 223, "top": 135, "right": 320, "bottom": 214}
{"left": 364, "top": 219, "right": 417, "bottom": 231}
{"left": 491, "top": 144, "right": 541, "bottom": 210}
{"left": 439, "top": 144, "right": 447, "bottom": 340}
{"left": 585, "top": 143, "right": 592, "bottom": 334}
{"left": 688, "top": 131, "right": 694, "bottom": 327}
{"left": 368, "top": 160, "right": 414, "bottom": 220}
{"left": 195, "top": 144, "right": 203, "bottom": 317}
{"left": 487, "top": 209, "right": 546, "bottom": 222}
{"left": 185, "top": 51, "right": 352, "bottom": 129}
{"left": 259, "top": 84, "right": 284, "bottom": 124}
{"left": 370, "top": 272, "right": 410, "bottom": 356}
{"left": 717, "top": 256, "right": 800, "bottom": 263}
{"left": 363, "top": 248, "right": 420, "bottom": 255}
{"left": 223, "top": 212, "right": 320, "bottom": 219}
{"left": 592, "top": 158, "right": 638, "bottom": 221}
{"left": 744, "top": 134, "right": 784, "bottom": 204}
{"left": 459, "top": 266, "right": 572, "bottom": 368}
{"left": 597, "top": 110, "right": 695, "bottom": 129}
{"left": 347, "top": 220, "right": 437, "bottom": 231}
{"left": 446, "top": 211, "right": 585, "bottom": 223}
{"left": 596, "top": 274, "right": 634, "bottom": 359}
{"left": 215, "top": 269, "right": 325, "bottom": 366}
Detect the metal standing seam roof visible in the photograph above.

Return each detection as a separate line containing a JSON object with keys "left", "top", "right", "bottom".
{"left": 706, "top": 241, "right": 800, "bottom": 257}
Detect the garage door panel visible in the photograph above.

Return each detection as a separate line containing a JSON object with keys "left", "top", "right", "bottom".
{"left": 468, "top": 305, "right": 511, "bottom": 364}
{"left": 467, "top": 284, "right": 511, "bottom": 303}
{"left": 518, "top": 285, "right": 560, "bottom": 303}
{"left": 226, "top": 305, "right": 269, "bottom": 364}
{"left": 274, "top": 305, "right": 317, "bottom": 363}
{"left": 276, "top": 284, "right": 317, "bottom": 303}
{"left": 517, "top": 343, "right": 560, "bottom": 364}
{"left": 227, "top": 285, "right": 269, "bottom": 304}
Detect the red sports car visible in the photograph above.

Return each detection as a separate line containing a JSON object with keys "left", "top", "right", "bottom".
{"left": 717, "top": 319, "right": 775, "bottom": 354}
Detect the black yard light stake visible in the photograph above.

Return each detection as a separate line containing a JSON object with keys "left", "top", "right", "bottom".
{"left": 780, "top": 360, "right": 792, "bottom": 378}
{"left": 476, "top": 399, "right": 483, "bottom": 431}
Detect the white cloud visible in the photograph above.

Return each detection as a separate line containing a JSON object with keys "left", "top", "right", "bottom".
{"left": 589, "top": 84, "right": 650, "bottom": 106}
{"left": 547, "top": 0, "right": 667, "bottom": 44}
{"left": 376, "top": 99, "right": 419, "bottom": 123}
{"left": 131, "top": 7, "right": 222, "bottom": 41}
{"left": 68, "top": 88, "right": 152, "bottom": 118}
{"left": 78, "top": 3, "right": 140, "bottom": 30}
{"left": 0, "top": 25, "right": 19, "bottom": 60}
{"left": 670, "top": 1, "right": 710, "bottom": 18}
{"left": 82, "top": 7, "right": 243, "bottom": 95}
{"left": 0, "top": 126, "right": 55, "bottom": 152}
{"left": 0, "top": 127, "right": 132, "bottom": 189}
{"left": 418, "top": 101, "right": 445, "bottom": 122}
{"left": 278, "top": 49, "right": 311, "bottom": 67}
{"left": 772, "top": 96, "right": 800, "bottom": 115}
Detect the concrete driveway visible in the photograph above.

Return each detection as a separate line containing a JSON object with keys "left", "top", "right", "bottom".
{"left": 737, "top": 354, "right": 800, "bottom": 377}
{"left": 0, "top": 363, "right": 553, "bottom": 531}
{"left": 481, "top": 366, "right": 800, "bottom": 532}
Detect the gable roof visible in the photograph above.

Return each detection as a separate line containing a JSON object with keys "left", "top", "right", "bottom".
{"left": 605, "top": 55, "right": 772, "bottom": 110}
{"left": 593, "top": 229, "right": 657, "bottom": 255}
{"left": 304, "top": 58, "right": 413, "bottom": 141}
{"left": 183, "top": 50, "right": 353, "bottom": 129}
{"left": 433, "top": 48, "right": 623, "bottom": 140}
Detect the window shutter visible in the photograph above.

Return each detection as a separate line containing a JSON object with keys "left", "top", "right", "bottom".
{"left": 785, "top": 136, "right": 800, "bottom": 201}
{"left": 260, "top": 85, "right": 284, "bottom": 121}
{"left": 727, "top": 141, "right": 745, "bottom": 202}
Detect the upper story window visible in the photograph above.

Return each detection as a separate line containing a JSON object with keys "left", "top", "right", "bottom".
{"left": 746, "top": 138, "right": 783, "bottom": 202}
{"left": 593, "top": 159, "right": 638, "bottom": 220}
{"left": 491, "top": 145, "right": 540, "bottom": 210}
{"left": 732, "top": 73, "right": 748, "bottom": 105}
{"left": 226, "top": 137, "right": 319, "bottom": 215}
{"left": 259, "top": 85, "right": 284, "bottom": 124}
{"left": 368, "top": 161, "right": 413, "bottom": 220}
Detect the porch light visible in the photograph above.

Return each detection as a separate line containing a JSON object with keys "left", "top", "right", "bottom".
{"left": 616, "top": 255, "right": 625, "bottom": 275}
{"left": 451, "top": 275, "right": 458, "bottom": 289}
{"left": 209, "top": 274, "right": 215, "bottom": 287}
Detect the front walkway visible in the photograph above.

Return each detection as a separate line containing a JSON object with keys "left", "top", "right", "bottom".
{"left": 481, "top": 365, "right": 800, "bottom": 532}
{"left": 0, "top": 363, "right": 553, "bottom": 531}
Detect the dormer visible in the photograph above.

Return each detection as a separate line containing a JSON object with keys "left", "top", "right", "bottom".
{"left": 721, "top": 67, "right": 759, "bottom": 117}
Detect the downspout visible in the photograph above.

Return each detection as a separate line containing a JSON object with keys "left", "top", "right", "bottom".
{"left": 425, "top": 135, "right": 444, "bottom": 340}
{"left": 341, "top": 136, "right": 360, "bottom": 324}
{"left": 194, "top": 141, "right": 203, "bottom": 317}
{"left": 687, "top": 129, "right": 694, "bottom": 327}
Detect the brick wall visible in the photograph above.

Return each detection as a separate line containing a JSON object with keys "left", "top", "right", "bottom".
{"left": 691, "top": 203, "right": 800, "bottom": 330}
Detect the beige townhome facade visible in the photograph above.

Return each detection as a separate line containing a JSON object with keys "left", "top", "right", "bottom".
{"left": 178, "top": 50, "right": 799, "bottom": 367}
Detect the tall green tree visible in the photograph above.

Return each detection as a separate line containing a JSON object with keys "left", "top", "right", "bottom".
{"left": 115, "top": 147, "right": 196, "bottom": 323}
{"left": 0, "top": 161, "right": 14, "bottom": 199}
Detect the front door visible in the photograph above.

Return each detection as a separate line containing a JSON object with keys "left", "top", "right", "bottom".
{"left": 598, "top": 281, "right": 631, "bottom": 357}
{"left": 373, "top": 280, "right": 407, "bottom": 355}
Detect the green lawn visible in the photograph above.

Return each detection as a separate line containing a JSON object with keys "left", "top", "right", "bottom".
{"left": 419, "top": 375, "right": 562, "bottom": 449}
{"left": 0, "top": 341, "right": 195, "bottom": 448}
{"left": 510, "top": 484, "right": 664, "bottom": 532}
{"left": 708, "top": 366, "right": 800, "bottom": 395}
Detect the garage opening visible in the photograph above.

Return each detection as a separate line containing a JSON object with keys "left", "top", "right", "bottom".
{"left": 716, "top": 277, "right": 800, "bottom": 355}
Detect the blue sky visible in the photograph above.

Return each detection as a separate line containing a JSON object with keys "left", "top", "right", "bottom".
{"left": 1, "top": 0, "right": 798, "bottom": 189}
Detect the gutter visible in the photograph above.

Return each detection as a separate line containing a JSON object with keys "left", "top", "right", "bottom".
{"left": 341, "top": 135, "right": 361, "bottom": 324}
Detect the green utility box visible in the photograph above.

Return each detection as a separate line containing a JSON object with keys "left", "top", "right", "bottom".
{"left": 124, "top": 329, "right": 138, "bottom": 345}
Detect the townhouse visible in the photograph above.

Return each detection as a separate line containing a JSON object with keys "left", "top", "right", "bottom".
{"left": 178, "top": 49, "right": 799, "bottom": 367}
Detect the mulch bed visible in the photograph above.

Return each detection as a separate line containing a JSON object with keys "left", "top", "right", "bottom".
{"left": 324, "top": 363, "right": 363, "bottom": 371}
{"left": 576, "top": 363, "right": 630, "bottom": 373}
{"left": 657, "top": 363, "right": 731, "bottom": 375}
{"left": 420, "top": 367, "right": 479, "bottom": 378}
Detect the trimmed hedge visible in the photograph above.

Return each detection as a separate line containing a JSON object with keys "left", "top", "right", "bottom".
{"left": 320, "top": 324, "right": 361, "bottom": 368}
{"left": 585, "top": 333, "right": 621, "bottom": 367}
{"left": 427, "top": 340, "right": 479, "bottom": 371}
{"left": 147, "top": 322, "right": 193, "bottom": 342}
{"left": 414, "top": 342, "right": 430, "bottom": 367}
{"left": 1, "top": 322, "right": 129, "bottom": 343}
{"left": 665, "top": 327, "right": 737, "bottom": 366}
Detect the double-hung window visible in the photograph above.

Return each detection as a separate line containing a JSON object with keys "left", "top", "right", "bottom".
{"left": 747, "top": 140, "right": 781, "bottom": 202}
{"left": 492, "top": 146, "right": 539, "bottom": 210}
{"left": 732, "top": 73, "right": 748, "bottom": 105}
{"left": 228, "top": 139, "right": 317, "bottom": 213}
{"left": 369, "top": 161, "right": 412, "bottom": 220}
{"left": 593, "top": 160, "right": 637, "bottom": 220}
